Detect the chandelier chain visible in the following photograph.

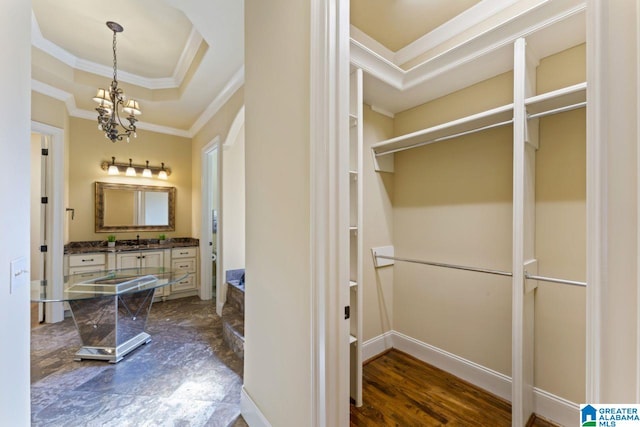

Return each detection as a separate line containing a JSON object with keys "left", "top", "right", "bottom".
{"left": 112, "top": 30, "right": 118, "bottom": 86}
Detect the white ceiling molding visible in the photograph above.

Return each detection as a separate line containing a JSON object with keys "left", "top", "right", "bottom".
{"left": 351, "top": 0, "right": 586, "bottom": 114}
{"left": 370, "top": 105, "right": 395, "bottom": 119}
{"left": 189, "top": 66, "right": 245, "bottom": 137}
{"left": 393, "top": 0, "right": 523, "bottom": 66}
{"left": 350, "top": 40, "right": 404, "bottom": 90}
{"left": 31, "top": 78, "right": 190, "bottom": 138}
{"left": 172, "top": 27, "right": 204, "bottom": 88}
{"left": 350, "top": 26, "right": 395, "bottom": 63}
{"left": 30, "top": 9, "right": 202, "bottom": 90}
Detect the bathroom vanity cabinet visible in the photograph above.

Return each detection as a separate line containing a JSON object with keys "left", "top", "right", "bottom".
{"left": 64, "top": 241, "right": 199, "bottom": 301}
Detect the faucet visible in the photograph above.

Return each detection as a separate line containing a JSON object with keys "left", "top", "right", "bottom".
{"left": 136, "top": 234, "right": 140, "bottom": 245}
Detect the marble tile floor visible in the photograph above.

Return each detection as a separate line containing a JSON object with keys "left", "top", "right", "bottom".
{"left": 31, "top": 296, "right": 248, "bottom": 427}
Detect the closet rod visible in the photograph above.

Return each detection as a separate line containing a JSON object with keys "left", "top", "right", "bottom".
{"left": 375, "top": 119, "right": 513, "bottom": 157}
{"left": 524, "top": 273, "right": 586, "bottom": 288}
{"left": 375, "top": 255, "right": 587, "bottom": 287}
{"left": 374, "top": 255, "right": 512, "bottom": 277}
{"left": 527, "top": 101, "right": 586, "bottom": 120}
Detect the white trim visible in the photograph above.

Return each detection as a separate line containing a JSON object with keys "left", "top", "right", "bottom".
{"left": 189, "top": 66, "right": 244, "bottom": 137}
{"left": 309, "top": 0, "right": 350, "bottom": 425}
{"left": 224, "top": 106, "right": 245, "bottom": 148}
{"left": 585, "top": 0, "right": 605, "bottom": 403}
{"left": 349, "top": 26, "right": 395, "bottom": 63}
{"left": 392, "top": 330, "right": 512, "bottom": 401}
{"left": 171, "top": 26, "right": 203, "bottom": 86}
{"left": 200, "top": 136, "right": 220, "bottom": 305}
{"left": 240, "top": 387, "right": 272, "bottom": 427}
{"left": 31, "top": 121, "right": 65, "bottom": 324}
{"left": 361, "top": 331, "right": 393, "bottom": 361}
{"left": 362, "top": 331, "right": 578, "bottom": 426}
{"left": 394, "top": 0, "right": 522, "bottom": 66}
{"left": 31, "top": 10, "right": 204, "bottom": 90}
{"left": 31, "top": 79, "right": 191, "bottom": 138}
{"left": 370, "top": 105, "right": 395, "bottom": 119}
{"left": 533, "top": 387, "right": 580, "bottom": 427}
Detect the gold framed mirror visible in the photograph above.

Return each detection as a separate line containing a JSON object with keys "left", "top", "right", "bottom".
{"left": 95, "top": 182, "right": 176, "bottom": 232}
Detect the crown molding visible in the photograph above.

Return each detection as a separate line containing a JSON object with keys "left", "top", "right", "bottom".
{"left": 393, "top": 0, "right": 522, "bottom": 66}
{"left": 189, "top": 66, "right": 245, "bottom": 137}
{"left": 31, "top": 79, "right": 190, "bottom": 138}
{"left": 351, "top": 0, "right": 586, "bottom": 114}
{"left": 172, "top": 26, "right": 204, "bottom": 86}
{"left": 30, "top": 9, "right": 203, "bottom": 90}
{"left": 349, "top": 26, "right": 395, "bottom": 63}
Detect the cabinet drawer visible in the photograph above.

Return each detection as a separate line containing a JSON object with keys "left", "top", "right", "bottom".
{"left": 171, "top": 274, "right": 196, "bottom": 292}
{"left": 68, "top": 266, "right": 105, "bottom": 277}
{"left": 172, "top": 247, "right": 197, "bottom": 259}
{"left": 69, "top": 253, "right": 106, "bottom": 268}
{"left": 172, "top": 258, "right": 196, "bottom": 273}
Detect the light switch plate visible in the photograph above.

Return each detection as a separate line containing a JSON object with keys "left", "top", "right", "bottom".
{"left": 10, "top": 256, "right": 28, "bottom": 294}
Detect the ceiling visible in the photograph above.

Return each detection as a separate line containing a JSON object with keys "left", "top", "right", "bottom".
{"left": 31, "top": 0, "right": 244, "bottom": 137}
{"left": 31, "top": 1, "right": 585, "bottom": 136}
{"left": 350, "top": 0, "right": 481, "bottom": 52}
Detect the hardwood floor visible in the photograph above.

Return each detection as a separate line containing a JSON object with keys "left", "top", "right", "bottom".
{"left": 351, "top": 350, "right": 558, "bottom": 427}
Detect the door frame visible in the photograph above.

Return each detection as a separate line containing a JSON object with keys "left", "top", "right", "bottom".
{"left": 200, "top": 136, "right": 221, "bottom": 306}
{"left": 31, "top": 121, "right": 65, "bottom": 323}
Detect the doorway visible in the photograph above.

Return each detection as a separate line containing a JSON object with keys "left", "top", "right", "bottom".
{"left": 30, "top": 122, "right": 65, "bottom": 324}
{"left": 201, "top": 137, "right": 221, "bottom": 305}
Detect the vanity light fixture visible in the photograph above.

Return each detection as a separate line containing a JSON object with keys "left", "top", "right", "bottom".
{"left": 125, "top": 158, "right": 136, "bottom": 176}
{"left": 158, "top": 163, "right": 168, "bottom": 180}
{"left": 101, "top": 158, "right": 171, "bottom": 179}
{"left": 142, "top": 160, "right": 152, "bottom": 178}
{"left": 107, "top": 156, "right": 119, "bottom": 175}
{"left": 93, "top": 21, "right": 142, "bottom": 143}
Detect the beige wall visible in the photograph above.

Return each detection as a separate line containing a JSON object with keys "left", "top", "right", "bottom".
{"left": 67, "top": 117, "right": 192, "bottom": 241}
{"left": 222, "top": 125, "right": 246, "bottom": 274}
{"left": 371, "top": 44, "right": 587, "bottom": 401}
{"left": 533, "top": 44, "right": 586, "bottom": 403}
{"left": 244, "top": 0, "right": 313, "bottom": 424}
{"left": 391, "top": 73, "right": 514, "bottom": 376}
{"left": 31, "top": 91, "right": 66, "bottom": 129}
{"left": 362, "top": 105, "right": 395, "bottom": 343}
{"left": 191, "top": 87, "right": 244, "bottom": 241}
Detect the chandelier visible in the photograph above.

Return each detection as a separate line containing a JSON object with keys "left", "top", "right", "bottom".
{"left": 93, "top": 21, "right": 142, "bottom": 143}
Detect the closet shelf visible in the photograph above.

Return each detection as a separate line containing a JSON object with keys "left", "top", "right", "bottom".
{"left": 371, "top": 103, "right": 514, "bottom": 157}
{"left": 525, "top": 82, "right": 586, "bottom": 118}
{"left": 370, "top": 82, "right": 587, "bottom": 159}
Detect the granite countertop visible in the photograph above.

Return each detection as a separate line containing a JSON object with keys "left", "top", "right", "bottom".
{"left": 65, "top": 237, "right": 199, "bottom": 255}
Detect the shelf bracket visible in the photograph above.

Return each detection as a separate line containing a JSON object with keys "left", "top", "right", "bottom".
{"left": 372, "top": 150, "right": 394, "bottom": 173}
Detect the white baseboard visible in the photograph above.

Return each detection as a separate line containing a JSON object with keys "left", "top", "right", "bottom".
{"left": 240, "top": 386, "right": 271, "bottom": 427}
{"left": 362, "top": 331, "right": 393, "bottom": 362}
{"left": 362, "top": 330, "right": 578, "bottom": 426}
{"left": 533, "top": 387, "right": 579, "bottom": 427}
{"left": 391, "top": 330, "right": 512, "bottom": 401}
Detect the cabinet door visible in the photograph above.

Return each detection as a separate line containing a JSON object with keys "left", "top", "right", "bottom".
{"left": 117, "top": 253, "right": 141, "bottom": 269}
{"left": 141, "top": 251, "right": 163, "bottom": 268}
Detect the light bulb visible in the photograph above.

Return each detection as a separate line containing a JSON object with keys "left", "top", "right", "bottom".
{"left": 142, "top": 160, "right": 152, "bottom": 178}
{"left": 126, "top": 158, "right": 136, "bottom": 176}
